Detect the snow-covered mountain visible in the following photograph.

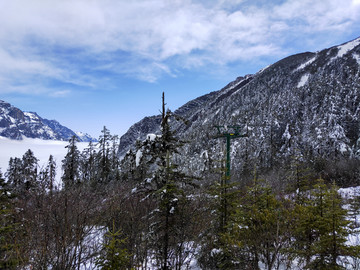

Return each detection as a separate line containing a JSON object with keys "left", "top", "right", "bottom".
{"left": 119, "top": 37, "right": 360, "bottom": 182}
{"left": 0, "top": 100, "right": 96, "bottom": 142}
{"left": 75, "top": 131, "right": 96, "bottom": 142}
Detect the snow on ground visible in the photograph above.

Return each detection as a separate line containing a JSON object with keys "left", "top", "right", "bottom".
{"left": 135, "top": 149, "right": 143, "bottom": 167}
{"left": 146, "top": 133, "right": 160, "bottom": 141}
{"left": 353, "top": 53, "right": 360, "bottom": 65}
{"left": 336, "top": 38, "right": 360, "bottom": 58}
{"left": 257, "top": 64, "right": 272, "bottom": 74}
{"left": 79, "top": 226, "right": 106, "bottom": 270}
{"left": 338, "top": 185, "right": 360, "bottom": 199}
{"left": 225, "top": 77, "right": 247, "bottom": 92}
{"left": 23, "top": 112, "right": 39, "bottom": 123}
{"left": 295, "top": 56, "right": 317, "bottom": 71}
{"left": 0, "top": 136, "right": 89, "bottom": 187}
{"left": 297, "top": 73, "right": 310, "bottom": 88}
{"left": 339, "top": 185, "right": 360, "bottom": 264}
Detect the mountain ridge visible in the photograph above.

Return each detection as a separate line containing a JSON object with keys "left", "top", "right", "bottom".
{"left": 0, "top": 100, "right": 96, "bottom": 142}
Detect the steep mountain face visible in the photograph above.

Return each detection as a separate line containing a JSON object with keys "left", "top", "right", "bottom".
{"left": 118, "top": 79, "right": 243, "bottom": 157}
{"left": 0, "top": 100, "right": 95, "bottom": 142}
{"left": 119, "top": 37, "right": 360, "bottom": 181}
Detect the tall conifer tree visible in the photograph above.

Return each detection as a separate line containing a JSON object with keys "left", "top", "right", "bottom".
{"left": 22, "top": 149, "right": 38, "bottom": 192}
{"left": 6, "top": 157, "right": 23, "bottom": 194}
{"left": 97, "top": 126, "right": 112, "bottom": 184}
{"left": 131, "top": 92, "right": 195, "bottom": 269}
{"left": 62, "top": 135, "right": 81, "bottom": 189}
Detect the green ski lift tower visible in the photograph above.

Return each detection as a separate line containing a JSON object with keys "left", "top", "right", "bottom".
{"left": 214, "top": 125, "right": 248, "bottom": 181}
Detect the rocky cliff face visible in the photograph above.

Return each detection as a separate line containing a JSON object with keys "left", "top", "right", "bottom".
{"left": 0, "top": 100, "right": 95, "bottom": 142}
{"left": 119, "top": 37, "right": 360, "bottom": 181}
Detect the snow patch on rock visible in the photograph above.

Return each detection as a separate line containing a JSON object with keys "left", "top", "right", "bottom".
{"left": 24, "top": 112, "right": 39, "bottom": 123}
{"left": 257, "top": 64, "right": 272, "bottom": 74}
{"left": 135, "top": 149, "right": 143, "bottom": 167}
{"left": 295, "top": 56, "right": 317, "bottom": 71}
{"left": 336, "top": 38, "right": 360, "bottom": 58}
{"left": 297, "top": 74, "right": 310, "bottom": 88}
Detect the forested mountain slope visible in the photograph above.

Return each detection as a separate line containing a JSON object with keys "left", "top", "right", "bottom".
{"left": 119, "top": 37, "right": 360, "bottom": 184}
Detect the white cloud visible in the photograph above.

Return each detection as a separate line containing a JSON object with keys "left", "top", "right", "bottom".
{"left": 0, "top": 0, "right": 359, "bottom": 88}
{"left": 0, "top": 48, "right": 56, "bottom": 77}
{"left": 273, "top": 0, "right": 359, "bottom": 32}
{"left": 50, "top": 90, "right": 71, "bottom": 98}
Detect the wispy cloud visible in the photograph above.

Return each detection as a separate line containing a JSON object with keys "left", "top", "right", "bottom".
{"left": 49, "top": 90, "right": 71, "bottom": 98}
{"left": 0, "top": 0, "right": 359, "bottom": 92}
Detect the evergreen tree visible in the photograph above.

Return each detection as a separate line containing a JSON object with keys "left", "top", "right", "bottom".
{"left": 5, "top": 157, "right": 23, "bottom": 194}
{"left": 81, "top": 141, "right": 97, "bottom": 186}
{"left": 291, "top": 194, "right": 317, "bottom": 266}
{"left": 226, "top": 179, "right": 292, "bottom": 270}
{"left": 131, "top": 93, "right": 195, "bottom": 269}
{"left": 292, "top": 179, "right": 358, "bottom": 269}
{"left": 97, "top": 126, "right": 112, "bottom": 184}
{"left": 152, "top": 94, "right": 194, "bottom": 269}
{"left": 5, "top": 150, "right": 39, "bottom": 194}
{"left": 47, "top": 155, "right": 56, "bottom": 194}
{"left": 198, "top": 161, "right": 240, "bottom": 270}
{"left": 21, "top": 149, "right": 39, "bottom": 192}
{"left": 120, "top": 149, "right": 137, "bottom": 182}
{"left": 126, "top": 137, "right": 161, "bottom": 185}
{"left": 62, "top": 135, "right": 81, "bottom": 189}
{"left": 310, "top": 181, "right": 356, "bottom": 269}
{"left": 286, "top": 154, "right": 314, "bottom": 197}
{"left": 0, "top": 170, "right": 19, "bottom": 269}
{"left": 109, "top": 135, "right": 121, "bottom": 182}
{"left": 39, "top": 155, "right": 56, "bottom": 194}
{"left": 151, "top": 151, "right": 193, "bottom": 270}
{"left": 96, "top": 223, "right": 131, "bottom": 270}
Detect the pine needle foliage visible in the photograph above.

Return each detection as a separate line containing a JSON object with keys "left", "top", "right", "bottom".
{"left": 291, "top": 179, "right": 359, "bottom": 269}
{"left": 96, "top": 222, "right": 131, "bottom": 270}
{"left": 0, "top": 171, "right": 20, "bottom": 269}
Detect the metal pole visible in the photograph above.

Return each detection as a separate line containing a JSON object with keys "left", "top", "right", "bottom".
{"left": 213, "top": 126, "right": 248, "bottom": 234}
{"left": 226, "top": 134, "right": 231, "bottom": 180}
{"left": 214, "top": 125, "right": 247, "bottom": 182}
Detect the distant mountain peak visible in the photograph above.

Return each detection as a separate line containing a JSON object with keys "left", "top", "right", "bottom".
{"left": 0, "top": 100, "right": 96, "bottom": 142}
{"left": 75, "top": 131, "right": 97, "bottom": 142}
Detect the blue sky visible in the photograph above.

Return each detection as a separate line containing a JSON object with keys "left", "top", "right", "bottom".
{"left": 1, "top": 0, "right": 360, "bottom": 138}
